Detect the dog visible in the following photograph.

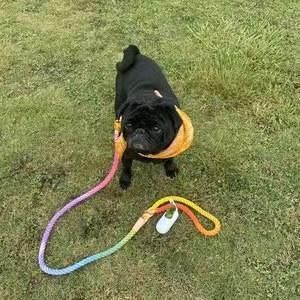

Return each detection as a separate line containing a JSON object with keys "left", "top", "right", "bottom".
{"left": 115, "top": 45, "right": 185, "bottom": 189}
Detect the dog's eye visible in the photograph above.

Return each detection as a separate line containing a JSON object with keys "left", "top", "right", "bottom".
{"left": 125, "top": 123, "right": 132, "bottom": 129}
{"left": 153, "top": 126, "right": 161, "bottom": 132}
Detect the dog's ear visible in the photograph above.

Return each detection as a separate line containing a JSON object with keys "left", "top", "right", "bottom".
{"left": 164, "top": 105, "right": 182, "bottom": 131}
{"left": 153, "top": 101, "right": 181, "bottom": 131}
{"left": 151, "top": 95, "right": 182, "bottom": 130}
{"left": 116, "top": 99, "right": 142, "bottom": 119}
{"left": 153, "top": 94, "right": 179, "bottom": 107}
{"left": 116, "top": 101, "right": 130, "bottom": 119}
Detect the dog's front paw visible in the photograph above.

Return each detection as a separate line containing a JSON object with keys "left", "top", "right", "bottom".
{"left": 119, "top": 173, "right": 131, "bottom": 190}
{"left": 164, "top": 160, "right": 179, "bottom": 178}
{"left": 165, "top": 167, "right": 179, "bottom": 178}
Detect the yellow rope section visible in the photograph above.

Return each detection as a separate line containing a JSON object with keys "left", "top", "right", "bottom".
{"left": 149, "top": 196, "right": 221, "bottom": 236}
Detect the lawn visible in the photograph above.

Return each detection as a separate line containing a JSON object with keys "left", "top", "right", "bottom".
{"left": 1, "top": 0, "right": 299, "bottom": 299}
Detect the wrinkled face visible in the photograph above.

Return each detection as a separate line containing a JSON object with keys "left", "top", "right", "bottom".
{"left": 121, "top": 103, "right": 181, "bottom": 154}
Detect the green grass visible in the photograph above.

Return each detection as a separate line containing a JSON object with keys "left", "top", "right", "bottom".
{"left": 1, "top": 0, "right": 300, "bottom": 299}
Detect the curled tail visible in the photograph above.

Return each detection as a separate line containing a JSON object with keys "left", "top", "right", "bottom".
{"left": 116, "top": 45, "right": 140, "bottom": 73}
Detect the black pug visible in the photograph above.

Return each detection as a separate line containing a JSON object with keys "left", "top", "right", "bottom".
{"left": 115, "top": 45, "right": 182, "bottom": 189}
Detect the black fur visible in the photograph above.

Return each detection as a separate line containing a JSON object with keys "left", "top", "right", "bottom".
{"left": 115, "top": 45, "right": 182, "bottom": 189}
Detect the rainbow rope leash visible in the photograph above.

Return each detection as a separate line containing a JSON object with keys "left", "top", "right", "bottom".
{"left": 38, "top": 126, "right": 221, "bottom": 276}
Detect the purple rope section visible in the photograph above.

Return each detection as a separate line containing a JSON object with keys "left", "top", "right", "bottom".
{"left": 38, "top": 152, "right": 120, "bottom": 274}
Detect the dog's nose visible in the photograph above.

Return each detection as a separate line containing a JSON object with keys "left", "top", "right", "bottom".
{"left": 135, "top": 128, "right": 145, "bottom": 135}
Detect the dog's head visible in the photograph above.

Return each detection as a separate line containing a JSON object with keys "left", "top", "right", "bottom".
{"left": 117, "top": 94, "right": 182, "bottom": 154}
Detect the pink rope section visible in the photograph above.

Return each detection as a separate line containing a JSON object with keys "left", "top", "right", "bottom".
{"left": 38, "top": 151, "right": 120, "bottom": 274}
